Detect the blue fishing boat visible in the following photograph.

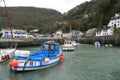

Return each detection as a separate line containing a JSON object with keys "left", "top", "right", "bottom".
{"left": 9, "top": 41, "right": 64, "bottom": 71}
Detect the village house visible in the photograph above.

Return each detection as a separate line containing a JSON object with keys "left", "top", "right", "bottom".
{"left": 62, "top": 30, "right": 83, "bottom": 39}
{"left": 95, "top": 14, "right": 120, "bottom": 37}
{"left": 62, "top": 33, "right": 71, "bottom": 39}
{"left": 70, "top": 30, "right": 83, "bottom": 38}
{"left": 96, "top": 27, "right": 114, "bottom": 36}
{"left": 0, "top": 29, "right": 28, "bottom": 38}
{"left": 53, "top": 30, "right": 63, "bottom": 39}
{"left": 107, "top": 13, "right": 120, "bottom": 28}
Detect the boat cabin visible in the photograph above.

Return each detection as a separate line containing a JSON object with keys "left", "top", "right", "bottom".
{"left": 40, "top": 41, "right": 60, "bottom": 58}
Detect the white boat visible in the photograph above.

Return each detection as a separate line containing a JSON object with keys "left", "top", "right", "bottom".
{"left": 0, "top": 44, "right": 17, "bottom": 62}
{"left": 71, "top": 40, "right": 80, "bottom": 47}
{"left": 62, "top": 40, "right": 75, "bottom": 51}
{"left": 9, "top": 41, "right": 64, "bottom": 71}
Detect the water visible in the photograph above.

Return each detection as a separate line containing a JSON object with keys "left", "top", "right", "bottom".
{"left": 0, "top": 44, "right": 120, "bottom": 80}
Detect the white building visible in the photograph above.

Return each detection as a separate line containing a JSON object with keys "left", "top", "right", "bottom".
{"left": 107, "top": 13, "right": 120, "bottom": 28}
{"left": 1, "top": 29, "right": 28, "bottom": 38}
{"left": 54, "top": 30, "right": 63, "bottom": 38}
{"left": 62, "top": 33, "right": 71, "bottom": 39}
{"left": 96, "top": 27, "right": 114, "bottom": 36}
{"left": 70, "top": 30, "right": 83, "bottom": 38}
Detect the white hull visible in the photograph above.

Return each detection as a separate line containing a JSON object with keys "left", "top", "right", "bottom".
{"left": 62, "top": 46, "right": 75, "bottom": 51}
{"left": 0, "top": 48, "right": 16, "bottom": 62}
{"left": 11, "top": 57, "right": 60, "bottom": 71}
{"left": 12, "top": 62, "right": 58, "bottom": 71}
{"left": 71, "top": 41, "right": 80, "bottom": 47}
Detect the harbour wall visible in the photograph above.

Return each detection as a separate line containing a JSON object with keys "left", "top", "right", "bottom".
{"left": 0, "top": 35, "right": 120, "bottom": 47}
{"left": 79, "top": 35, "right": 120, "bottom": 46}
{"left": 0, "top": 38, "right": 64, "bottom": 47}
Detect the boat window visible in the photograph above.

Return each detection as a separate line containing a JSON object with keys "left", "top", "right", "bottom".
{"left": 42, "top": 44, "right": 49, "bottom": 50}
{"left": 50, "top": 44, "right": 54, "bottom": 50}
{"left": 55, "top": 45, "right": 58, "bottom": 49}
{"left": 33, "top": 61, "right": 36, "bottom": 66}
{"left": 30, "top": 60, "right": 33, "bottom": 66}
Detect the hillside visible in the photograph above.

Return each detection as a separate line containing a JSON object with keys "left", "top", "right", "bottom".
{"left": 65, "top": 0, "right": 120, "bottom": 31}
{"left": 0, "top": 7, "right": 63, "bottom": 33}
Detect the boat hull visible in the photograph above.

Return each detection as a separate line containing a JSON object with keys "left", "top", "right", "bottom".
{"left": 11, "top": 57, "right": 60, "bottom": 71}
{"left": 9, "top": 41, "right": 64, "bottom": 72}
{"left": 62, "top": 47, "right": 75, "bottom": 51}
{"left": 0, "top": 48, "right": 16, "bottom": 62}
{"left": 62, "top": 40, "right": 75, "bottom": 51}
{"left": 62, "top": 45, "right": 75, "bottom": 51}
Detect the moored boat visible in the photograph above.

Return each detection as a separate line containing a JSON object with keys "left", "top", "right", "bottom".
{"left": 62, "top": 40, "right": 75, "bottom": 51}
{"left": 0, "top": 0, "right": 17, "bottom": 62}
{"left": 0, "top": 43, "right": 17, "bottom": 62}
{"left": 9, "top": 41, "right": 64, "bottom": 71}
{"left": 71, "top": 40, "right": 80, "bottom": 47}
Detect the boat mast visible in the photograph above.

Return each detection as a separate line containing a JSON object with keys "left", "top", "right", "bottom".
{"left": 3, "top": 0, "right": 14, "bottom": 41}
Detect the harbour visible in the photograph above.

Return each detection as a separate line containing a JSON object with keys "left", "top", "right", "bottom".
{"left": 0, "top": 44, "right": 120, "bottom": 80}
{"left": 0, "top": 0, "right": 120, "bottom": 80}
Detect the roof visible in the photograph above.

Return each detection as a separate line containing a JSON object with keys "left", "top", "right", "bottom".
{"left": 1, "top": 28, "right": 27, "bottom": 33}
{"left": 86, "top": 28, "right": 96, "bottom": 34}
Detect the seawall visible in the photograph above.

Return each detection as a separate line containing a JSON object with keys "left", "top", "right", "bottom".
{"left": 1, "top": 35, "right": 120, "bottom": 47}
{"left": 0, "top": 38, "right": 64, "bottom": 47}
{"left": 79, "top": 35, "right": 120, "bottom": 46}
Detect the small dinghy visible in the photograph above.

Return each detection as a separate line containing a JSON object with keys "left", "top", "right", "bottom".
{"left": 9, "top": 41, "right": 64, "bottom": 71}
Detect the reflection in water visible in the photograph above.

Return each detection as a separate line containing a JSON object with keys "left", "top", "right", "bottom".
{"left": 58, "top": 61, "right": 64, "bottom": 72}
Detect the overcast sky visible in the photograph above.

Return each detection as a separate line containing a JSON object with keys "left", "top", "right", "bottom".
{"left": 0, "top": 0, "right": 91, "bottom": 13}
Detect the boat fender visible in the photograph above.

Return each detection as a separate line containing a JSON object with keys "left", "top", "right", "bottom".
{"left": 59, "top": 53, "right": 64, "bottom": 60}
{"left": 44, "top": 58, "right": 50, "bottom": 63}
{"left": 5, "top": 55, "right": 7, "bottom": 60}
{"left": 1, "top": 56, "right": 4, "bottom": 60}
{"left": 9, "top": 60, "right": 19, "bottom": 67}
{"left": 7, "top": 54, "right": 10, "bottom": 59}
{"left": 5, "top": 55, "right": 9, "bottom": 60}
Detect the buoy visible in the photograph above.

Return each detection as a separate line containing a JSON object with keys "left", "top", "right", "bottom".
{"left": 44, "top": 58, "right": 50, "bottom": 63}
{"left": 59, "top": 53, "right": 64, "bottom": 60}
{"left": 59, "top": 55, "right": 64, "bottom": 60}
{"left": 9, "top": 60, "right": 19, "bottom": 67}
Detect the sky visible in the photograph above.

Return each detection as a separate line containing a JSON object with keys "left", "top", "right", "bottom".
{"left": 0, "top": 0, "right": 91, "bottom": 13}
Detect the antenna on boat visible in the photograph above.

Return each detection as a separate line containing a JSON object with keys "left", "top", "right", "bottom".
{"left": 2, "top": 0, "right": 14, "bottom": 41}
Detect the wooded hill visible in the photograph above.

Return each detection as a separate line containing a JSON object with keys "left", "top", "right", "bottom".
{"left": 65, "top": 0, "right": 120, "bottom": 31}
{"left": 0, "top": 7, "right": 63, "bottom": 33}
{"left": 1, "top": 0, "right": 120, "bottom": 33}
